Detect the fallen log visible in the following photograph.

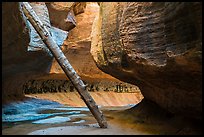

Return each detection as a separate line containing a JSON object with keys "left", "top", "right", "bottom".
{"left": 20, "top": 2, "right": 107, "bottom": 128}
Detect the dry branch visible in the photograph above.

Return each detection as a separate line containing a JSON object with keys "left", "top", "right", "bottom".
{"left": 20, "top": 2, "right": 107, "bottom": 128}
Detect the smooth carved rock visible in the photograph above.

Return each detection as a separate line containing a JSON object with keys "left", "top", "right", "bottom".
{"left": 49, "top": 3, "right": 114, "bottom": 80}
{"left": 91, "top": 2, "right": 202, "bottom": 119}
{"left": 46, "top": 2, "right": 86, "bottom": 31}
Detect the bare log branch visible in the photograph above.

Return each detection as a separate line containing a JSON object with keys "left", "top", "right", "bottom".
{"left": 20, "top": 2, "right": 107, "bottom": 128}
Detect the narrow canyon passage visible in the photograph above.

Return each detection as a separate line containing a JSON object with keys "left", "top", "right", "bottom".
{"left": 2, "top": 2, "right": 145, "bottom": 135}
{"left": 2, "top": 2, "right": 202, "bottom": 135}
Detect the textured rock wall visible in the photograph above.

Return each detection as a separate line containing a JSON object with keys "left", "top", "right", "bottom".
{"left": 46, "top": 2, "right": 86, "bottom": 31}
{"left": 2, "top": 2, "right": 122, "bottom": 105}
{"left": 2, "top": 2, "right": 53, "bottom": 104}
{"left": 91, "top": 2, "right": 202, "bottom": 119}
{"left": 49, "top": 3, "right": 115, "bottom": 79}
{"left": 2, "top": 2, "right": 124, "bottom": 105}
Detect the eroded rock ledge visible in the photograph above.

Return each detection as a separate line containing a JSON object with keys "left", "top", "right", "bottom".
{"left": 23, "top": 78, "right": 140, "bottom": 94}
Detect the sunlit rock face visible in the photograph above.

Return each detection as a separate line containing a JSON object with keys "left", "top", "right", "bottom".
{"left": 91, "top": 2, "right": 202, "bottom": 119}
{"left": 2, "top": 2, "right": 53, "bottom": 104}
{"left": 49, "top": 3, "right": 115, "bottom": 79}
{"left": 46, "top": 2, "right": 86, "bottom": 31}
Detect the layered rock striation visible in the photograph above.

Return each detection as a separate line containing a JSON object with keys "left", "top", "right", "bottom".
{"left": 91, "top": 2, "right": 202, "bottom": 119}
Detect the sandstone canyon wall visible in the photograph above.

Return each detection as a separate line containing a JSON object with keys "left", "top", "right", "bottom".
{"left": 2, "top": 2, "right": 202, "bottom": 121}
{"left": 2, "top": 2, "right": 115, "bottom": 105}
{"left": 48, "top": 2, "right": 116, "bottom": 79}
{"left": 91, "top": 2, "right": 202, "bottom": 119}
{"left": 2, "top": 2, "right": 54, "bottom": 104}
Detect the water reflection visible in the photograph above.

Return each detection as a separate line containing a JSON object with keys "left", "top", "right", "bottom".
{"left": 2, "top": 97, "right": 135, "bottom": 127}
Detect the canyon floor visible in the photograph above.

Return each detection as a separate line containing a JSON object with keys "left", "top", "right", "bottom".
{"left": 2, "top": 93, "right": 201, "bottom": 135}
{"left": 2, "top": 74, "right": 201, "bottom": 135}
{"left": 2, "top": 103, "right": 151, "bottom": 135}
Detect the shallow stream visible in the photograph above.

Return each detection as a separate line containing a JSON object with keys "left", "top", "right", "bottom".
{"left": 2, "top": 97, "right": 135, "bottom": 135}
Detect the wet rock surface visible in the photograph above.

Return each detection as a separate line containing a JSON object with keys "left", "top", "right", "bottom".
{"left": 2, "top": 97, "right": 97, "bottom": 126}
{"left": 2, "top": 98, "right": 62, "bottom": 123}
{"left": 91, "top": 2, "right": 202, "bottom": 119}
{"left": 2, "top": 97, "right": 137, "bottom": 135}
{"left": 2, "top": 98, "right": 201, "bottom": 135}
{"left": 2, "top": 97, "right": 97, "bottom": 134}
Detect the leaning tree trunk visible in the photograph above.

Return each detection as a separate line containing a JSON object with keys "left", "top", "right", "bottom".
{"left": 20, "top": 2, "right": 107, "bottom": 128}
